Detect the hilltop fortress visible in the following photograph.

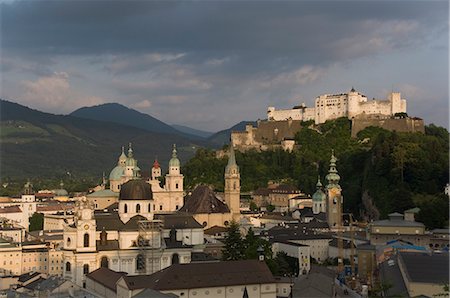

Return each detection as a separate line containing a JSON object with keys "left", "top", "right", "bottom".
{"left": 267, "top": 87, "right": 406, "bottom": 124}
{"left": 231, "top": 88, "right": 424, "bottom": 152}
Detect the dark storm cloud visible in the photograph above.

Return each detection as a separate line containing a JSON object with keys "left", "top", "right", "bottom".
{"left": 2, "top": 0, "right": 447, "bottom": 70}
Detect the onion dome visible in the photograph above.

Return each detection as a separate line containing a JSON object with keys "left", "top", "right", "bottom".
{"left": 119, "top": 179, "right": 153, "bottom": 200}
{"left": 312, "top": 176, "right": 326, "bottom": 202}
{"left": 119, "top": 146, "right": 127, "bottom": 163}
{"left": 54, "top": 180, "right": 68, "bottom": 196}
{"left": 325, "top": 150, "right": 341, "bottom": 187}
{"left": 169, "top": 144, "right": 180, "bottom": 168}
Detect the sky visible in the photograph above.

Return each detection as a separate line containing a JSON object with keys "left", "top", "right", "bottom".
{"left": 1, "top": 0, "right": 448, "bottom": 132}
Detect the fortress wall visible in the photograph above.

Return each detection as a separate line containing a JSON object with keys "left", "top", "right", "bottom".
{"left": 351, "top": 117, "right": 425, "bottom": 138}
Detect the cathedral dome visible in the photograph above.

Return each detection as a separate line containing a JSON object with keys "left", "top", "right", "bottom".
{"left": 119, "top": 179, "right": 153, "bottom": 201}
{"left": 109, "top": 165, "right": 124, "bottom": 180}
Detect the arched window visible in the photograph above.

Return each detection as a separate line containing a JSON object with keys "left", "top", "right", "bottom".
{"left": 148, "top": 203, "right": 151, "bottom": 212}
{"left": 100, "top": 256, "right": 109, "bottom": 268}
{"left": 83, "top": 233, "right": 89, "bottom": 247}
{"left": 65, "top": 262, "right": 71, "bottom": 272}
{"left": 176, "top": 183, "right": 179, "bottom": 189}
{"left": 66, "top": 237, "right": 71, "bottom": 247}
{"left": 136, "top": 204, "right": 141, "bottom": 213}
{"left": 233, "top": 182, "right": 236, "bottom": 190}
{"left": 171, "top": 253, "right": 179, "bottom": 265}
{"left": 224, "top": 221, "right": 229, "bottom": 226}
{"left": 83, "top": 264, "right": 89, "bottom": 274}
{"left": 136, "top": 254, "right": 145, "bottom": 271}
{"left": 124, "top": 204, "right": 128, "bottom": 213}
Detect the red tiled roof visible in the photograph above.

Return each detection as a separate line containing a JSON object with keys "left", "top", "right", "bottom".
{"left": 0, "top": 206, "right": 22, "bottom": 213}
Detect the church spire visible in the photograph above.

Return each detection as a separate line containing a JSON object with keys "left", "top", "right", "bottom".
{"left": 326, "top": 149, "right": 340, "bottom": 187}
{"left": 128, "top": 142, "right": 133, "bottom": 158}
{"left": 225, "top": 142, "right": 239, "bottom": 175}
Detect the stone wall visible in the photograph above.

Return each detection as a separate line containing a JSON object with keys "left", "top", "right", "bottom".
{"left": 351, "top": 116, "right": 425, "bottom": 138}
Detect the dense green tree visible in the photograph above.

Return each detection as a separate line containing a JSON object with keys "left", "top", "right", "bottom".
{"left": 29, "top": 213, "right": 44, "bottom": 231}
{"left": 222, "top": 221, "right": 244, "bottom": 261}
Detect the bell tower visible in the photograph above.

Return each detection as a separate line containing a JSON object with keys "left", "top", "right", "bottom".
{"left": 325, "top": 150, "right": 343, "bottom": 229}
{"left": 75, "top": 197, "right": 96, "bottom": 252}
{"left": 224, "top": 143, "right": 240, "bottom": 220}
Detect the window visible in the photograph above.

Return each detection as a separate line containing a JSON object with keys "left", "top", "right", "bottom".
{"left": 83, "top": 264, "right": 89, "bottom": 274}
{"left": 136, "top": 254, "right": 145, "bottom": 271}
{"left": 136, "top": 204, "right": 141, "bottom": 213}
{"left": 124, "top": 204, "right": 128, "bottom": 213}
{"left": 67, "top": 237, "right": 71, "bottom": 247}
{"left": 159, "top": 205, "right": 163, "bottom": 211}
{"left": 84, "top": 233, "right": 90, "bottom": 247}
{"left": 176, "top": 183, "right": 179, "bottom": 189}
{"left": 233, "top": 182, "right": 236, "bottom": 190}
{"left": 176, "top": 205, "right": 179, "bottom": 210}
{"left": 148, "top": 203, "right": 151, "bottom": 212}
{"left": 101, "top": 256, "right": 109, "bottom": 268}
{"left": 65, "top": 262, "right": 71, "bottom": 272}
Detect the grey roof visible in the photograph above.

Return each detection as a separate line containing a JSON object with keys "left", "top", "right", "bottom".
{"left": 262, "top": 227, "right": 333, "bottom": 242}
{"left": 399, "top": 251, "right": 449, "bottom": 284}
{"left": 121, "top": 260, "right": 275, "bottom": 290}
{"left": 18, "top": 272, "right": 40, "bottom": 283}
{"left": 371, "top": 218, "right": 425, "bottom": 228}
{"left": 132, "top": 289, "right": 178, "bottom": 298}
{"left": 96, "top": 239, "right": 120, "bottom": 251}
{"left": 293, "top": 265, "right": 335, "bottom": 297}
{"left": 180, "top": 185, "right": 230, "bottom": 214}
{"left": 379, "top": 256, "right": 408, "bottom": 297}
{"left": 86, "top": 267, "right": 127, "bottom": 292}
{"left": 154, "top": 213, "right": 203, "bottom": 229}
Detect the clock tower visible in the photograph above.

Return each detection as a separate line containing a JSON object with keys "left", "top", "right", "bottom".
{"left": 325, "top": 150, "right": 343, "bottom": 230}
{"left": 75, "top": 197, "right": 96, "bottom": 252}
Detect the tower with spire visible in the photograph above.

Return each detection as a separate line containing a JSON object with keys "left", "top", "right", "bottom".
{"left": 224, "top": 142, "right": 240, "bottom": 220}
{"left": 325, "top": 150, "right": 343, "bottom": 229}
{"left": 165, "top": 144, "right": 183, "bottom": 193}
{"left": 312, "top": 176, "right": 326, "bottom": 214}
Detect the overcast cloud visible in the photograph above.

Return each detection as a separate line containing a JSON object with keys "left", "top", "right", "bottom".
{"left": 1, "top": 0, "right": 448, "bottom": 131}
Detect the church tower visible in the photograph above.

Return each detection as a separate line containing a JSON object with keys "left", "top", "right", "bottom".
{"left": 325, "top": 150, "right": 343, "bottom": 229}
{"left": 312, "top": 176, "right": 326, "bottom": 214}
{"left": 151, "top": 159, "right": 162, "bottom": 181}
{"left": 75, "top": 197, "right": 97, "bottom": 253}
{"left": 165, "top": 144, "right": 183, "bottom": 192}
{"left": 224, "top": 143, "right": 240, "bottom": 220}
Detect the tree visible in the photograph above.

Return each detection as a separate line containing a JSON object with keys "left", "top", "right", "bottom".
{"left": 249, "top": 201, "right": 258, "bottom": 212}
{"left": 29, "top": 213, "right": 44, "bottom": 231}
{"left": 266, "top": 204, "right": 275, "bottom": 212}
{"left": 222, "top": 221, "right": 244, "bottom": 261}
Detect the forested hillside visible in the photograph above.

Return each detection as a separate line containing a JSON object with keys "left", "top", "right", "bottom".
{"left": 182, "top": 118, "right": 449, "bottom": 229}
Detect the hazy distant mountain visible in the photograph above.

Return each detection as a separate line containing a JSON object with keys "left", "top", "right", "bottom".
{"left": 207, "top": 121, "right": 256, "bottom": 148}
{"left": 0, "top": 100, "right": 202, "bottom": 178}
{"left": 171, "top": 124, "right": 214, "bottom": 138}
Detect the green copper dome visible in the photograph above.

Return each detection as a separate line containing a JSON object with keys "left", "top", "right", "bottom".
{"left": 169, "top": 144, "right": 180, "bottom": 167}
{"left": 109, "top": 165, "right": 124, "bottom": 180}
{"left": 312, "top": 176, "right": 326, "bottom": 202}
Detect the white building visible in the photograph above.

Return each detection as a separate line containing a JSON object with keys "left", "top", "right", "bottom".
{"left": 267, "top": 88, "right": 407, "bottom": 125}
{"left": 272, "top": 241, "right": 311, "bottom": 275}
{"left": 88, "top": 144, "right": 184, "bottom": 213}
{"left": 62, "top": 185, "right": 205, "bottom": 288}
